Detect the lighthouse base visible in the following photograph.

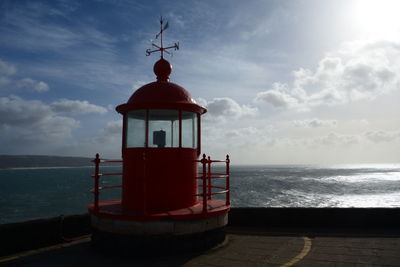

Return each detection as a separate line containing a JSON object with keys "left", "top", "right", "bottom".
{"left": 91, "top": 226, "right": 226, "bottom": 255}
{"left": 90, "top": 213, "right": 228, "bottom": 255}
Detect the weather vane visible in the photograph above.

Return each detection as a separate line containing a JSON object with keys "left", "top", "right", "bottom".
{"left": 146, "top": 16, "right": 179, "bottom": 58}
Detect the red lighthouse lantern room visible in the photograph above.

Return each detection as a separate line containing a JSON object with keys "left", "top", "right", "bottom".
{"left": 89, "top": 18, "right": 230, "bottom": 253}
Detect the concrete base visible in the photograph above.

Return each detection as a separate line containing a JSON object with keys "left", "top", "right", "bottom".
{"left": 91, "top": 226, "right": 226, "bottom": 255}
{"left": 90, "top": 213, "right": 228, "bottom": 254}
{"left": 91, "top": 213, "right": 228, "bottom": 235}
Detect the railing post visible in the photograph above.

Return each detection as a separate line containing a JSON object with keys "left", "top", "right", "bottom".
{"left": 94, "top": 153, "right": 100, "bottom": 213}
{"left": 142, "top": 152, "right": 147, "bottom": 216}
{"left": 201, "top": 154, "right": 207, "bottom": 213}
{"left": 226, "top": 154, "right": 230, "bottom": 206}
{"left": 207, "top": 156, "right": 212, "bottom": 200}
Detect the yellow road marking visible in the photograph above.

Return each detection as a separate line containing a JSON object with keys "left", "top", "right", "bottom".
{"left": 0, "top": 236, "right": 90, "bottom": 264}
{"left": 227, "top": 229, "right": 308, "bottom": 236}
{"left": 0, "top": 256, "right": 18, "bottom": 263}
{"left": 280, "top": 236, "right": 312, "bottom": 267}
{"left": 227, "top": 229, "right": 312, "bottom": 266}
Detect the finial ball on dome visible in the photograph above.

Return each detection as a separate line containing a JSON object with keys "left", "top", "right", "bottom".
{"left": 154, "top": 58, "right": 172, "bottom": 82}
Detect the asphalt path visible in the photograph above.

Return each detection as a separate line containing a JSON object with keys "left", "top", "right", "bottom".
{"left": 1, "top": 227, "right": 400, "bottom": 266}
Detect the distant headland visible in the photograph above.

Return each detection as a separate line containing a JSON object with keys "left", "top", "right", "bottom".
{"left": 0, "top": 155, "right": 95, "bottom": 169}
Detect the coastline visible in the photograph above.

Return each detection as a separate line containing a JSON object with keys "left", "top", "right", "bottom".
{"left": 0, "top": 164, "right": 121, "bottom": 170}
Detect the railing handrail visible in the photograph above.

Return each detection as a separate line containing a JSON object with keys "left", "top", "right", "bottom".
{"left": 195, "top": 159, "right": 229, "bottom": 163}
{"left": 91, "top": 172, "right": 123, "bottom": 177}
{"left": 91, "top": 153, "right": 231, "bottom": 214}
{"left": 91, "top": 159, "right": 122, "bottom": 163}
{"left": 91, "top": 153, "right": 122, "bottom": 212}
{"left": 90, "top": 185, "right": 123, "bottom": 193}
{"left": 198, "top": 153, "right": 230, "bottom": 213}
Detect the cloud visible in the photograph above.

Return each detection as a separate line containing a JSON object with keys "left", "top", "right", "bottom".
{"left": 0, "top": 59, "right": 17, "bottom": 76}
{"left": 195, "top": 97, "right": 208, "bottom": 108}
{"left": 16, "top": 78, "right": 49, "bottom": 92}
{"left": 82, "top": 120, "right": 122, "bottom": 146}
{"left": 62, "top": 120, "right": 122, "bottom": 158}
{"left": 0, "top": 59, "right": 16, "bottom": 88}
{"left": 201, "top": 97, "right": 257, "bottom": 120}
{"left": 0, "top": 77, "right": 10, "bottom": 87}
{"left": 0, "top": 95, "right": 79, "bottom": 151}
{"left": 102, "top": 120, "right": 122, "bottom": 137}
{"left": 0, "top": 3, "right": 137, "bottom": 95}
{"left": 203, "top": 124, "right": 275, "bottom": 145}
{"left": 254, "top": 39, "right": 400, "bottom": 111}
{"left": 364, "top": 130, "right": 400, "bottom": 143}
{"left": 50, "top": 99, "right": 107, "bottom": 115}
{"left": 0, "top": 2, "right": 117, "bottom": 52}
{"left": 308, "top": 129, "right": 400, "bottom": 147}
{"left": 0, "top": 95, "right": 51, "bottom": 125}
{"left": 224, "top": 126, "right": 258, "bottom": 138}
{"left": 293, "top": 118, "right": 337, "bottom": 128}
{"left": 226, "top": 2, "right": 292, "bottom": 41}
{"left": 254, "top": 83, "right": 299, "bottom": 108}
{"left": 167, "top": 12, "right": 185, "bottom": 28}
{"left": 0, "top": 59, "right": 50, "bottom": 93}
{"left": 0, "top": 95, "right": 112, "bottom": 154}
{"left": 309, "top": 132, "right": 361, "bottom": 146}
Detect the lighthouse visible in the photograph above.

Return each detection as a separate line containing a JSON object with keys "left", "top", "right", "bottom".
{"left": 89, "top": 18, "right": 230, "bottom": 253}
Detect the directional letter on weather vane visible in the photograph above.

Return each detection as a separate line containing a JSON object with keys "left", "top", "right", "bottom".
{"left": 146, "top": 16, "right": 179, "bottom": 58}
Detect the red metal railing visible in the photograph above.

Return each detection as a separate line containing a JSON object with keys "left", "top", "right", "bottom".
{"left": 91, "top": 153, "right": 123, "bottom": 212}
{"left": 91, "top": 153, "right": 230, "bottom": 214}
{"left": 197, "top": 154, "right": 230, "bottom": 213}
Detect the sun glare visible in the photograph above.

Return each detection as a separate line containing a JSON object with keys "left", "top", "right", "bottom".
{"left": 354, "top": 0, "right": 400, "bottom": 38}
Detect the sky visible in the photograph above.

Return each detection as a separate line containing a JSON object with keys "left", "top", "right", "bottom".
{"left": 0, "top": 0, "right": 399, "bottom": 164}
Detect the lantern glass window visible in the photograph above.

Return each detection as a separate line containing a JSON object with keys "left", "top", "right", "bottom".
{"left": 182, "top": 111, "right": 197, "bottom": 148}
{"left": 126, "top": 110, "right": 146, "bottom": 148}
{"left": 148, "top": 109, "right": 179, "bottom": 148}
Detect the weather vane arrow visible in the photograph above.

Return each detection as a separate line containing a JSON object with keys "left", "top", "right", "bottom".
{"left": 146, "top": 16, "right": 179, "bottom": 58}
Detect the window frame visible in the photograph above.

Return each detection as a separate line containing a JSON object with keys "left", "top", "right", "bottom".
{"left": 125, "top": 108, "right": 200, "bottom": 150}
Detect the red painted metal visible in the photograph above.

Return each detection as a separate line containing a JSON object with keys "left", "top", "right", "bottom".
{"left": 153, "top": 58, "right": 172, "bottom": 81}
{"left": 145, "top": 110, "right": 149, "bottom": 147}
{"left": 209, "top": 185, "right": 226, "bottom": 190}
{"left": 116, "top": 56, "right": 206, "bottom": 115}
{"left": 178, "top": 110, "right": 182, "bottom": 148}
{"left": 93, "top": 153, "right": 100, "bottom": 213}
{"left": 112, "top": 57, "right": 209, "bottom": 216}
{"left": 145, "top": 16, "right": 179, "bottom": 60}
{"left": 89, "top": 199, "right": 228, "bottom": 221}
{"left": 92, "top": 172, "right": 123, "bottom": 177}
{"left": 90, "top": 185, "right": 122, "bottom": 193}
{"left": 142, "top": 151, "right": 147, "bottom": 216}
{"left": 122, "top": 148, "right": 198, "bottom": 214}
{"left": 89, "top": 25, "right": 231, "bottom": 224}
{"left": 116, "top": 82, "right": 206, "bottom": 115}
{"left": 195, "top": 155, "right": 230, "bottom": 212}
{"left": 90, "top": 152, "right": 231, "bottom": 216}
{"left": 201, "top": 154, "right": 207, "bottom": 213}
{"left": 207, "top": 156, "right": 211, "bottom": 200}
{"left": 226, "top": 155, "right": 230, "bottom": 206}
{"left": 90, "top": 153, "right": 230, "bottom": 220}
{"left": 197, "top": 113, "right": 201, "bottom": 156}
{"left": 91, "top": 155, "right": 123, "bottom": 212}
{"left": 122, "top": 115, "right": 127, "bottom": 155}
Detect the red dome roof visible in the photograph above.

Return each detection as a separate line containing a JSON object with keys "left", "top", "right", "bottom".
{"left": 128, "top": 81, "right": 195, "bottom": 104}
{"left": 116, "top": 59, "right": 206, "bottom": 114}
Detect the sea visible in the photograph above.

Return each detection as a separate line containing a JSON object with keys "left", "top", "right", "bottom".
{"left": 1, "top": 164, "right": 400, "bottom": 224}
